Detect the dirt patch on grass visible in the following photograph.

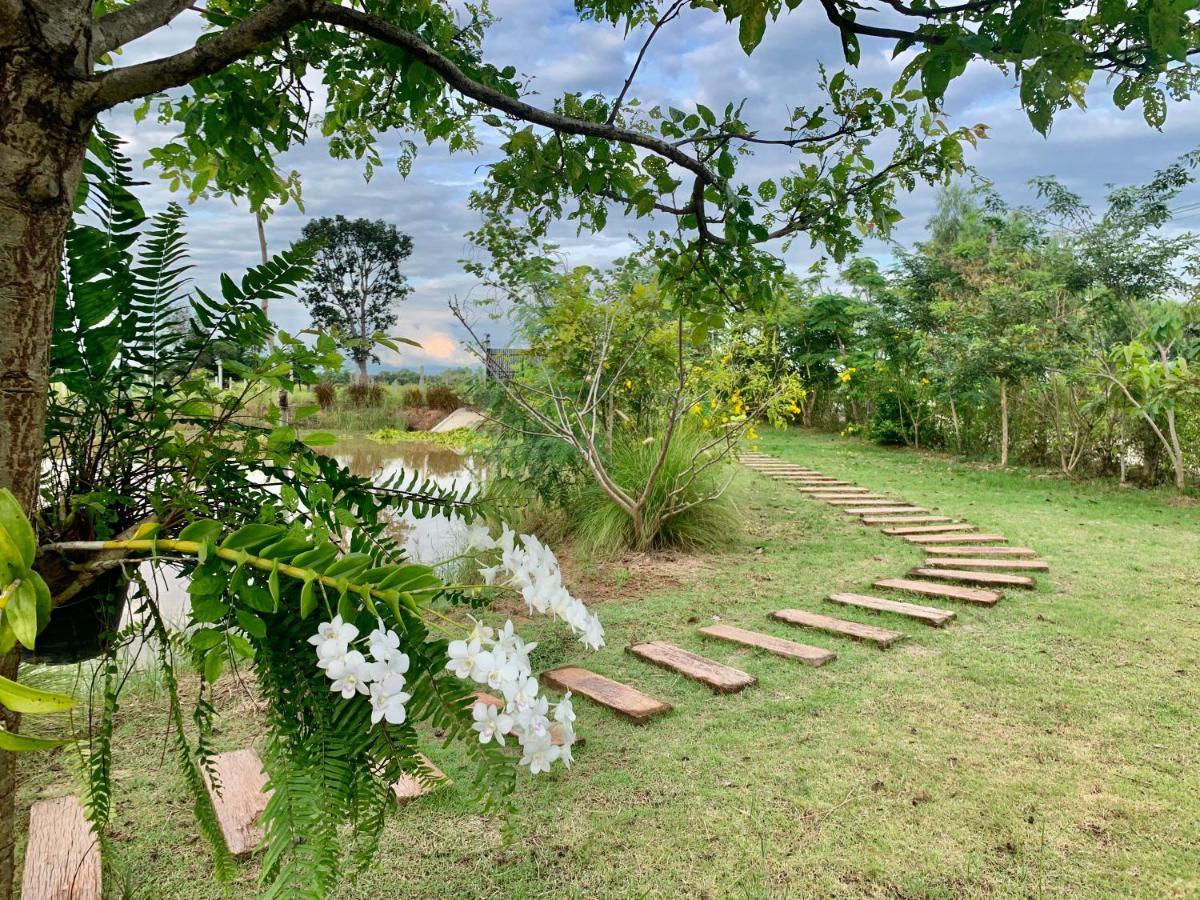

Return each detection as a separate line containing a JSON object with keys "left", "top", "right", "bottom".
{"left": 559, "top": 549, "right": 718, "bottom": 604}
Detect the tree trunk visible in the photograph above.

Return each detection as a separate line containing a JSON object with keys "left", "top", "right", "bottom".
{"left": 0, "top": 7, "right": 94, "bottom": 890}
{"left": 998, "top": 377, "right": 1009, "bottom": 467}
{"left": 356, "top": 356, "right": 369, "bottom": 384}
{"left": 949, "top": 397, "right": 962, "bottom": 454}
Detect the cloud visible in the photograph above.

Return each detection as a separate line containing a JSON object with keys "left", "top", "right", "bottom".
{"left": 101, "top": 1, "right": 1200, "bottom": 367}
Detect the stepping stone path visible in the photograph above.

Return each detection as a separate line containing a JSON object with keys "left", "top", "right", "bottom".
{"left": 21, "top": 796, "right": 101, "bottom": 900}
{"left": 203, "top": 749, "right": 271, "bottom": 857}
{"left": 827, "top": 591, "right": 956, "bottom": 627}
{"left": 626, "top": 642, "right": 756, "bottom": 694}
{"left": 772, "top": 608, "right": 904, "bottom": 649}
{"left": 884, "top": 523, "right": 977, "bottom": 535}
{"left": 699, "top": 622, "right": 836, "bottom": 667}
{"left": 923, "top": 545, "right": 1036, "bottom": 556}
{"left": 909, "top": 567, "right": 1036, "bottom": 590}
{"left": 875, "top": 577, "right": 1002, "bottom": 606}
{"left": 906, "top": 532, "right": 1006, "bottom": 544}
{"left": 924, "top": 557, "right": 1049, "bottom": 571}
{"left": 543, "top": 666, "right": 672, "bottom": 724}
{"left": 863, "top": 515, "right": 952, "bottom": 525}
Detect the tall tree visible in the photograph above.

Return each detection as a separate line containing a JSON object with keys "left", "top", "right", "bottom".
{"left": 0, "top": 0, "right": 1196, "bottom": 889}
{"left": 299, "top": 216, "right": 413, "bottom": 382}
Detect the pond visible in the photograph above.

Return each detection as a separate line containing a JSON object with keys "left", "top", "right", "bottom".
{"left": 133, "top": 438, "right": 485, "bottom": 630}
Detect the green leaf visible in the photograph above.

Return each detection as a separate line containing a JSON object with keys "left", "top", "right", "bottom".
{"left": 738, "top": 2, "right": 767, "bottom": 54}
{"left": 0, "top": 489, "right": 35, "bottom": 572}
{"left": 268, "top": 563, "right": 281, "bottom": 606}
{"left": 178, "top": 519, "right": 223, "bottom": 546}
{"left": 300, "top": 579, "right": 316, "bottom": 618}
{"left": 0, "top": 728, "right": 71, "bottom": 752}
{"left": 203, "top": 647, "right": 225, "bottom": 683}
{"left": 301, "top": 431, "right": 337, "bottom": 446}
{"left": 7, "top": 579, "right": 40, "bottom": 650}
{"left": 235, "top": 608, "right": 266, "bottom": 640}
{"left": 0, "top": 674, "right": 75, "bottom": 714}
{"left": 220, "top": 523, "right": 281, "bottom": 553}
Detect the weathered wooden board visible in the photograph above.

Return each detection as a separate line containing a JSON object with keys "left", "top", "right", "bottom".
{"left": 202, "top": 749, "right": 271, "bottom": 858}
{"left": 21, "top": 796, "right": 101, "bottom": 900}
{"left": 698, "top": 623, "right": 836, "bottom": 667}
{"left": 826, "top": 592, "right": 955, "bottom": 627}
{"left": 904, "top": 532, "right": 1006, "bottom": 544}
{"left": 875, "top": 577, "right": 1002, "bottom": 606}
{"left": 771, "top": 608, "right": 905, "bottom": 649}
{"left": 908, "top": 567, "right": 1036, "bottom": 590}
{"left": 924, "top": 557, "right": 1049, "bottom": 571}
{"left": 797, "top": 486, "right": 872, "bottom": 494}
{"left": 391, "top": 755, "right": 449, "bottom": 804}
{"left": 626, "top": 641, "right": 756, "bottom": 694}
{"left": 823, "top": 497, "right": 896, "bottom": 505}
{"left": 542, "top": 666, "right": 672, "bottom": 724}
{"left": 862, "top": 515, "right": 953, "bottom": 525}
{"left": 922, "top": 545, "right": 1036, "bottom": 556}
{"left": 845, "top": 506, "right": 929, "bottom": 515}
{"left": 884, "top": 524, "right": 979, "bottom": 536}
{"left": 812, "top": 493, "right": 891, "bottom": 501}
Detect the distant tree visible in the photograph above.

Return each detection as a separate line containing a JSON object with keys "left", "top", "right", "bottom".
{"left": 298, "top": 216, "right": 413, "bottom": 382}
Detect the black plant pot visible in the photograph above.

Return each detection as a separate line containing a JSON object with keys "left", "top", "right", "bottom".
{"left": 28, "top": 568, "right": 130, "bottom": 665}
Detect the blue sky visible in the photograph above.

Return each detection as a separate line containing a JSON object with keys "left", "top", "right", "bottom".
{"left": 112, "top": 1, "right": 1200, "bottom": 371}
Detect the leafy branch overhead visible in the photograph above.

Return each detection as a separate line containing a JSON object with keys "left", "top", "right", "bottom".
{"left": 77, "top": 0, "right": 1200, "bottom": 285}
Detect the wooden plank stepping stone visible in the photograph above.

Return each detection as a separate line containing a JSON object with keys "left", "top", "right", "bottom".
{"left": 626, "top": 641, "right": 756, "bottom": 694}
{"left": 473, "top": 692, "right": 576, "bottom": 746}
{"left": 698, "top": 622, "right": 836, "bottom": 667}
{"left": 824, "top": 496, "right": 896, "bottom": 505}
{"left": 542, "top": 666, "right": 671, "bottom": 724}
{"left": 905, "top": 532, "right": 1005, "bottom": 544}
{"left": 923, "top": 545, "right": 1036, "bottom": 556}
{"left": 885, "top": 524, "right": 978, "bottom": 536}
{"left": 876, "top": 577, "right": 1002, "bottom": 606}
{"left": 827, "top": 592, "right": 955, "bottom": 627}
{"left": 391, "top": 755, "right": 449, "bottom": 804}
{"left": 797, "top": 486, "right": 872, "bottom": 494}
{"left": 811, "top": 496, "right": 888, "bottom": 504}
{"left": 202, "top": 749, "right": 271, "bottom": 857}
{"left": 771, "top": 608, "right": 904, "bottom": 649}
{"left": 924, "top": 557, "right": 1049, "bottom": 571}
{"left": 909, "top": 567, "right": 1035, "bottom": 590}
{"left": 863, "top": 515, "right": 952, "bottom": 525}
{"left": 21, "top": 796, "right": 101, "bottom": 900}
{"left": 845, "top": 506, "right": 929, "bottom": 515}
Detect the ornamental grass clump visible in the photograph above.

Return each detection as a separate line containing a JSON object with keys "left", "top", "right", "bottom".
{"left": 571, "top": 425, "right": 740, "bottom": 556}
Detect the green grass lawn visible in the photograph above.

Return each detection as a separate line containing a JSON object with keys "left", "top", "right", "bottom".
{"left": 20, "top": 429, "right": 1200, "bottom": 898}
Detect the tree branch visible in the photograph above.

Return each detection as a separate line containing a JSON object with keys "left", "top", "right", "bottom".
{"left": 87, "top": 0, "right": 313, "bottom": 111}
{"left": 91, "top": 0, "right": 197, "bottom": 61}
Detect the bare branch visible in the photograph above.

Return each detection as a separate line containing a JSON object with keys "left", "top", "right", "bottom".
{"left": 607, "top": 0, "right": 687, "bottom": 125}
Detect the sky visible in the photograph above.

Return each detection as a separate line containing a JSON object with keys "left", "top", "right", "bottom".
{"left": 110, "top": 1, "right": 1200, "bottom": 372}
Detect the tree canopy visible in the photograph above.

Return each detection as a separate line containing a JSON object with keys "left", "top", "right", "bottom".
{"left": 298, "top": 216, "right": 414, "bottom": 380}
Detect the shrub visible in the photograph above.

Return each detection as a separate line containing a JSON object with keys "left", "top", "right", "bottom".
{"left": 368, "top": 382, "right": 386, "bottom": 407}
{"left": 425, "top": 384, "right": 461, "bottom": 411}
{"left": 314, "top": 381, "right": 336, "bottom": 410}
{"left": 399, "top": 385, "right": 424, "bottom": 407}
{"left": 570, "top": 425, "right": 740, "bottom": 556}
{"left": 346, "top": 381, "right": 373, "bottom": 407}
{"left": 869, "top": 393, "right": 912, "bottom": 446}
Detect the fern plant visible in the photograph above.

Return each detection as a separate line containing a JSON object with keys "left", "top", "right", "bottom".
{"left": 29, "top": 129, "right": 522, "bottom": 895}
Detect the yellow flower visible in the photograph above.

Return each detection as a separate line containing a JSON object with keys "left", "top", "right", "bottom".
{"left": 691, "top": 403, "right": 702, "bottom": 414}
{"left": 920, "top": 377, "right": 930, "bottom": 385}
{"left": 624, "top": 379, "right": 633, "bottom": 389}
{"left": 722, "top": 416, "right": 730, "bottom": 424}
{"left": 702, "top": 418, "right": 711, "bottom": 428}
{"left": 838, "top": 370, "right": 852, "bottom": 383}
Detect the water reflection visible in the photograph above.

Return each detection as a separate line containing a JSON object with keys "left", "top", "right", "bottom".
{"left": 318, "top": 438, "right": 484, "bottom": 565}
{"left": 131, "top": 438, "right": 482, "bottom": 632}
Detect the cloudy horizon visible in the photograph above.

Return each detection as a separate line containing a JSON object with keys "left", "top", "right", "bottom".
{"left": 109, "top": 1, "right": 1200, "bottom": 373}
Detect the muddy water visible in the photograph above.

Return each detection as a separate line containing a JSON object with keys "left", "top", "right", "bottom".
{"left": 132, "top": 439, "right": 483, "bottom": 630}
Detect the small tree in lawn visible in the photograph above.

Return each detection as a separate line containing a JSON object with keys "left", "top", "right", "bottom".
{"left": 299, "top": 216, "right": 413, "bottom": 383}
